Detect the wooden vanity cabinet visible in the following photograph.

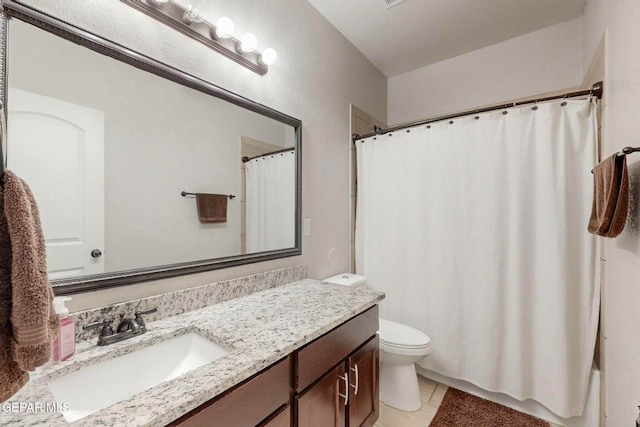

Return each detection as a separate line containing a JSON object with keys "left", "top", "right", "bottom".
{"left": 167, "top": 305, "right": 379, "bottom": 427}
{"left": 168, "top": 356, "right": 291, "bottom": 427}
{"left": 294, "top": 306, "right": 379, "bottom": 427}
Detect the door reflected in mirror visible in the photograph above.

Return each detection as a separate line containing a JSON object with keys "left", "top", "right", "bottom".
{"left": 5, "top": 16, "right": 300, "bottom": 291}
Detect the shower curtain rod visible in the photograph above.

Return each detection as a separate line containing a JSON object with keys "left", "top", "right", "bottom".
{"left": 352, "top": 81, "right": 603, "bottom": 141}
{"left": 241, "top": 147, "right": 294, "bottom": 163}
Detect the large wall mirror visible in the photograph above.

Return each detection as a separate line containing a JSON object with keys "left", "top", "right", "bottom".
{"left": 1, "top": 1, "right": 302, "bottom": 295}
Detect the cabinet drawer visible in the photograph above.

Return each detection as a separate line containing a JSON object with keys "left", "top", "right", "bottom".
{"left": 295, "top": 306, "right": 378, "bottom": 392}
{"left": 169, "top": 356, "right": 291, "bottom": 427}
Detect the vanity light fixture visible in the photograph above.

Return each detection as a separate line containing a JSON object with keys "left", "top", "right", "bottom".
{"left": 122, "top": 0, "right": 277, "bottom": 75}
{"left": 214, "top": 17, "right": 234, "bottom": 39}
{"left": 238, "top": 33, "right": 258, "bottom": 53}
{"left": 182, "top": 4, "right": 206, "bottom": 24}
{"left": 260, "top": 48, "right": 278, "bottom": 66}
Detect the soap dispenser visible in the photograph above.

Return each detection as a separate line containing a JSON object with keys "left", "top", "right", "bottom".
{"left": 52, "top": 297, "right": 75, "bottom": 361}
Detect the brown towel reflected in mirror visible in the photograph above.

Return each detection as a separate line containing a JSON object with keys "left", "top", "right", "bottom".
{"left": 196, "top": 193, "right": 228, "bottom": 223}
{"left": 588, "top": 153, "right": 629, "bottom": 237}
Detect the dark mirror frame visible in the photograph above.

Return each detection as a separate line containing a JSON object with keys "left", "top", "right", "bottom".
{"left": 0, "top": 0, "right": 302, "bottom": 295}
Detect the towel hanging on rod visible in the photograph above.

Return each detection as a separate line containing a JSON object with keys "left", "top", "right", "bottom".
{"left": 181, "top": 192, "right": 230, "bottom": 223}
{"left": 591, "top": 146, "right": 640, "bottom": 173}
{"left": 181, "top": 191, "right": 235, "bottom": 199}
{"left": 588, "top": 153, "right": 629, "bottom": 237}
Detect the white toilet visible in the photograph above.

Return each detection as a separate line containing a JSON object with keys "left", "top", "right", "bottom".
{"left": 323, "top": 273, "right": 431, "bottom": 412}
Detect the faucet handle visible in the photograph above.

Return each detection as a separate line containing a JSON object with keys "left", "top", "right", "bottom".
{"left": 134, "top": 308, "right": 157, "bottom": 328}
{"left": 135, "top": 308, "right": 157, "bottom": 317}
{"left": 84, "top": 319, "right": 114, "bottom": 337}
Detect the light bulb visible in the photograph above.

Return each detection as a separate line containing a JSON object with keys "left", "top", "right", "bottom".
{"left": 260, "top": 48, "right": 277, "bottom": 65}
{"left": 214, "top": 17, "right": 234, "bottom": 39}
{"left": 239, "top": 33, "right": 257, "bottom": 53}
{"left": 183, "top": 4, "right": 206, "bottom": 24}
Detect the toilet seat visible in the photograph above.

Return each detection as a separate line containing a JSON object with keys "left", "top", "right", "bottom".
{"left": 379, "top": 318, "right": 431, "bottom": 356}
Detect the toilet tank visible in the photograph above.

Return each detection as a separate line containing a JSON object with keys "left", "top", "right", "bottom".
{"left": 323, "top": 273, "right": 368, "bottom": 290}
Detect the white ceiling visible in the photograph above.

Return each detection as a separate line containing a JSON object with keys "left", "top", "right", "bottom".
{"left": 308, "top": 0, "right": 586, "bottom": 77}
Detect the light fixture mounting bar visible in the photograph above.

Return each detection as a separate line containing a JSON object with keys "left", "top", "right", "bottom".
{"left": 121, "top": 0, "right": 268, "bottom": 75}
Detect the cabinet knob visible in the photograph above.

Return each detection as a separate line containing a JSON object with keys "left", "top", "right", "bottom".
{"left": 91, "top": 249, "right": 103, "bottom": 258}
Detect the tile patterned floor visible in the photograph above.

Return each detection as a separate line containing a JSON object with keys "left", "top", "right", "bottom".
{"left": 374, "top": 376, "right": 564, "bottom": 427}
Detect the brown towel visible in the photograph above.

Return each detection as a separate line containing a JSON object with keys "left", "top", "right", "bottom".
{"left": 588, "top": 154, "right": 629, "bottom": 237}
{"left": 0, "top": 181, "right": 28, "bottom": 402}
{"left": 0, "top": 170, "right": 59, "bottom": 402}
{"left": 196, "top": 193, "right": 228, "bottom": 223}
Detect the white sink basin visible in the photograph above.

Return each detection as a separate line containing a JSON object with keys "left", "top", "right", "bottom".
{"left": 47, "top": 332, "right": 229, "bottom": 423}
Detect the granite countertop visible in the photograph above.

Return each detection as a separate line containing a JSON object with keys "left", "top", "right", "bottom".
{"left": 1, "top": 279, "right": 384, "bottom": 426}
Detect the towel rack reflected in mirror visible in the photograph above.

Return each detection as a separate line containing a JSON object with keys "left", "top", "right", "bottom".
{"left": 181, "top": 191, "right": 236, "bottom": 200}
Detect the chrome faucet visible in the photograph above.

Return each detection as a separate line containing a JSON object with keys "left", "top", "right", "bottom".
{"left": 84, "top": 308, "right": 157, "bottom": 346}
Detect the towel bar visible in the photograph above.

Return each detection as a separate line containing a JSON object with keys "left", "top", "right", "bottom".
{"left": 181, "top": 191, "right": 235, "bottom": 200}
{"left": 591, "top": 146, "right": 640, "bottom": 174}
{"left": 620, "top": 146, "right": 640, "bottom": 156}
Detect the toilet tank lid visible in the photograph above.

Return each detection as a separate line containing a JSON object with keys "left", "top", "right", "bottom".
{"left": 322, "top": 273, "right": 367, "bottom": 287}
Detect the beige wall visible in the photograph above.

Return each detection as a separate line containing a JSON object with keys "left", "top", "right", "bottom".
{"left": 582, "top": 1, "right": 640, "bottom": 425}
{"left": 387, "top": 17, "right": 584, "bottom": 125}
{"left": 16, "top": 0, "right": 387, "bottom": 310}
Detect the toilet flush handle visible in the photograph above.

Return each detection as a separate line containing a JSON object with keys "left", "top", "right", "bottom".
{"left": 350, "top": 364, "right": 359, "bottom": 395}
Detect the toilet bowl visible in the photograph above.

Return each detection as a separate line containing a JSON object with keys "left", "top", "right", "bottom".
{"left": 378, "top": 318, "right": 431, "bottom": 411}
{"left": 322, "top": 273, "right": 431, "bottom": 412}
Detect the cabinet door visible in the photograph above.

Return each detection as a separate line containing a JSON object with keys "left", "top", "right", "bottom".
{"left": 295, "top": 363, "right": 347, "bottom": 427}
{"left": 347, "top": 336, "right": 379, "bottom": 427}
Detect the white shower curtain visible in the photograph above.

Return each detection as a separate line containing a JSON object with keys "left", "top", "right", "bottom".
{"left": 245, "top": 150, "right": 295, "bottom": 252}
{"left": 355, "top": 99, "right": 598, "bottom": 418}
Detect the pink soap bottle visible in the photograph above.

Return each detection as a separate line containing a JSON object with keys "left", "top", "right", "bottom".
{"left": 53, "top": 297, "right": 75, "bottom": 361}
